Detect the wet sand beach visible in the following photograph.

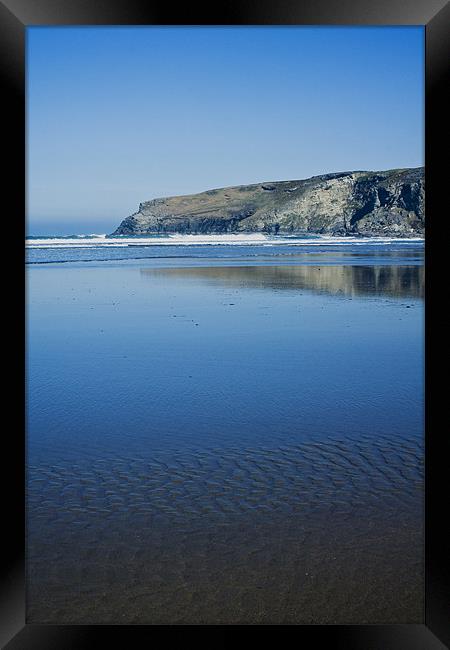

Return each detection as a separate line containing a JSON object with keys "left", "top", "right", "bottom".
{"left": 26, "top": 247, "right": 424, "bottom": 624}
{"left": 28, "top": 434, "right": 422, "bottom": 623}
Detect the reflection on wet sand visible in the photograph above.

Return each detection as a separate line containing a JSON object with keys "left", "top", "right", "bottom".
{"left": 141, "top": 264, "right": 424, "bottom": 299}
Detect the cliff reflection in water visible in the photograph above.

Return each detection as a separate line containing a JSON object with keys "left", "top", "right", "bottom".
{"left": 141, "top": 264, "right": 424, "bottom": 299}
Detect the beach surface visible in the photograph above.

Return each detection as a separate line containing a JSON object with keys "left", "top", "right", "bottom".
{"left": 26, "top": 239, "right": 424, "bottom": 623}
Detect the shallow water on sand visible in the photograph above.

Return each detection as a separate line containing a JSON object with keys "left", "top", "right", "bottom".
{"left": 26, "top": 247, "right": 424, "bottom": 624}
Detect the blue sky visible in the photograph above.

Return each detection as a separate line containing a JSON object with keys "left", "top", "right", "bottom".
{"left": 27, "top": 26, "right": 424, "bottom": 235}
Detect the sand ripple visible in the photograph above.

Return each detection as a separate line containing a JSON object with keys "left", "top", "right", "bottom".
{"left": 27, "top": 433, "right": 423, "bottom": 624}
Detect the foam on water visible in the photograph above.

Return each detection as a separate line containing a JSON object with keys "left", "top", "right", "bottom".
{"left": 26, "top": 233, "right": 424, "bottom": 249}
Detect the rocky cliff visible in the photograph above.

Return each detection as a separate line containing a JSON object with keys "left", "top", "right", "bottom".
{"left": 111, "top": 167, "right": 424, "bottom": 237}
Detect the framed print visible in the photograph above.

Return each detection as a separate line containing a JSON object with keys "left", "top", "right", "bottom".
{"left": 1, "top": 0, "right": 449, "bottom": 646}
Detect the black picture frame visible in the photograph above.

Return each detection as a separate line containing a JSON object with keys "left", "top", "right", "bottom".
{"left": 2, "top": 1, "right": 449, "bottom": 646}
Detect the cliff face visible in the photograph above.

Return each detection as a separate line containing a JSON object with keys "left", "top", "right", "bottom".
{"left": 111, "top": 167, "right": 424, "bottom": 237}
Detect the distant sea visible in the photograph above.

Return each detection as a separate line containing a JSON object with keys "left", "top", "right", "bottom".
{"left": 26, "top": 232, "right": 424, "bottom": 265}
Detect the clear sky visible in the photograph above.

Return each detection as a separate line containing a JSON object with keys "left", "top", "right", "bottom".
{"left": 27, "top": 26, "right": 424, "bottom": 235}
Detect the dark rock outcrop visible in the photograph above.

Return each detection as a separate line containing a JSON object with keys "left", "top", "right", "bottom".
{"left": 111, "top": 167, "right": 424, "bottom": 237}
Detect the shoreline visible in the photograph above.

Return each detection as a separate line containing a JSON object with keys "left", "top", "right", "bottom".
{"left": 25, "top": 233, "right": 425, "bottom": 249}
